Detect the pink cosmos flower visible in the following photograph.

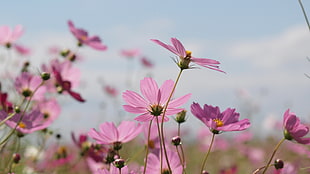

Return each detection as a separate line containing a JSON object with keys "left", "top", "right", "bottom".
{"left": 191, "top": 102, "right": 250, "bottom": 133}
{"left": 120, "top": 48, "right": 140, "bottom": 58}
{"left": 283, "top": 109, "right": 310, "bottom": 144}
{"left": 36, "top": 98, "right": 61, "bottom": 123}
{"left": 122, "top": 77, "right": 191, "bottom": 122}
{"left": 0, "top": 109, "right": 51, "bottom": 134}
{"left": 13, "top": 44, "right": 31, "bottom": 55}
{"left": 68, "top": 20, "right": 107, "bottom": 51}
{"left": 94, "top": 165, "right": 132, "bottom": 174}
{"left": 151, "top": 37, "right": 224, "bottom": 72}
{"left": 88, "top": 121, "right": 142, "bottom": 145}
{"left": 144, "top": 151, "right": 182, "bottom": 174}
{"left": 0, "top": 89, "right": 13, "bottom": 113}
{"left": 140, "top": 56, "right": 154, "bottom": 68}
{"left": 0, "top": 25, "right": 23, "bottom": 47}
{"left": 14, "top": 72, "right": 46, "bottom": 101}
{"left": 104, "top": 85, "right": 118, "bottom": 97}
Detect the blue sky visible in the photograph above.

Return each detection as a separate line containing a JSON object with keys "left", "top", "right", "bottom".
{"left": 1, "top": 0, "right": 310, "bottom": 139}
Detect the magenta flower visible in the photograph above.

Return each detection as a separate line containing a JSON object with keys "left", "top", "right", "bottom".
{"left": 0, "top": 109, "right": 51, "bottom": 134}
{"left": 104, "top": 85, "right": 118, "bottom": 97}
{"left": 0, "top": 25, "right": 23, "bottom": 48}
{"left": 0, "top": 89, "right": 13, "bottom": 113}
{"left": 140, "top": 56, "right": 154, "bottom": 68}
{"left": 145, "top": 151, "right": 182, "bottom": 174}
{"left": 191, "top": 102, "right": 250, "bottom": 133}
{"left": 122, "top": 77, "right": 191, "bottom": 122}
{"left": 151, "top": 37, "right": 224, "bottom": 72}
{"left": 14, "top": 72, "right": 46, "bottom": 101}
{"left": 283, "top": 109, "right": 310, "bottom": 144}
{"left": 68, "top": 20, "right": 107, "bottom": 51}
{"left": 88, "top": 121, "right": 142, "bottom": 145}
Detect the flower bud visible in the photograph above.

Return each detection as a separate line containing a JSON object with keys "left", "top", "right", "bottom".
{"left": 175, "top": 110, "right": 187, "bottom": 124}
{"left": 202, "top": 170, "right": 209, "bottom": 174}
{"left": 171, "top": 136, "right": 182, "bottom": 146}
{"left": 113, "top": 141, "right": 122, "bottom": 151}
{"left": 60, "top": 49, "right": 71, "bottom": 57}
{"left": 41, "top": 72, "right": 50, "bottom": 81}
{"left": 13, "top": 153, "right": 21, "bottom": 164}
{"left": 274, "top": 159, "right": 284, "bottom": 169}
{"left": 14, "top": 106, "right": 21, "bottom": 113}
{"left": 114, "top": 158, "right": 125, "bottom": 169}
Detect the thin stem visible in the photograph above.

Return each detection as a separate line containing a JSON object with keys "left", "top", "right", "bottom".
{"left": 177, "top": 123, "right": 186, "bottom": 173}
{"left": 159, "top": 69, "right": 183, "bottom": 173}
{"left": 143, "top": 119, "right": 153, "bottom": 174}
{"left": 261, "top": 138, "right": 286, "bottom": 174}
{"left": 200, "top": 133, "right": 215, "bottom": 174}
{"left": 156, "top": 116, "right": 163, "bottom": 173}
{"left": 119, "top": 168, "right": 122, "bottom": 174}
{"left": 0, "top": 113, "right": 16, "bottom": 126}
{"left": 298, "top": 0, "right": 310, "bottom": 32}
{"left": 252, "top": 164, "right": 275, "bottom": 174}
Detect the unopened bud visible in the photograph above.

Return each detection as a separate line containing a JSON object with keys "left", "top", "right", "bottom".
{"left": 274, "top": 159, "right": 284, "bottom": 169}
{"left": 202, "top": 170, "right": 209, "bottom": 174}
{"left": 60, "top": 49, "right": 71, "bottom": 57}
{"left": 114, "top": 158, "right": 125, "bottom": 169}
{"left": 171, "top": 136, "right": 182, "bottom": 146}
{"left": 175, "top": 110, "right": 187, "bottom": 124}
{"left": 14, "top": 106, "right": 21, "bottom": 113}
{"left": 13, "top": 153, "right": 21, "bottom": 163}
{"left": 41, "top": 72, "right": 50, "bottom": 81}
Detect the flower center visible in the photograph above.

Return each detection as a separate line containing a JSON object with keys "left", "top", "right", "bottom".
{"left": 149, "top": 104, "right": 164, "bottom": 116}
{"left": 56, "top": 146, "right": 67, "bottom": 159}
{"left": 162, "top": 169, "right": 171, "bottom": 174}
{"left": 22, "top": 88, "right": 32, "bottom": 97}
{"left": 213, "top": 118, "right": 224, "bottom": 127}
{"left": 185, "top": 50, "right": 192, "bottom": 58}
{"left": 18, "top": 122, "right": 26, "bottom": 128}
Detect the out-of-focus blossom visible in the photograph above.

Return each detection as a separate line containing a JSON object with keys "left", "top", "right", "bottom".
{"left": 0, "top": 109, "right": 51, "bottom": 134}
{"left": 36, "top": 98, "right": 61, "bottom": 123}
{"left": 0, "top": 88, "right": 13, "bottom": 113}
{"left": 104, "top": 85, "right": 118, "bottom": 97}
{"left": 13, "top": 44, "right": 31, "bottom": 56}
{"left": 120, "top": 49, "right": 140, "bottom": 58}
{"left": 283, "top": 109, "right": 310, "bottom": 144}
{"left": 14, "top": 72, "right": 46, "bottom": 101}
{"left": 191, "top": 102, "right": 250, "bottom": 133}
{"left": 273, "top": 162, "right": 298, "bottom": 174}
{"left": 68, "top": 20, "right": 107, "bottom": 51}
{"left": 122, "top": 77, "right": 191, "bottom": 122}
{"left": 220, "top": 165, "right": 237, "bottom": 174}
{"left": 197, "top": 127, "right": 229, "bottom": 151}
{"left": 144, "top": 151, "right": 182, "bottom": 174}
{"left": 151, "top": 37, "right": 224, "bottom": 72}
{"left": 0, "top": 25, "right": 23, "bottom": 48}
{"left": 94, "top": 165, "right": 131, "bottom": 174}
{"left": 140, "top": 56, "right": 154, "bottom": 68}
{"left": 88, "top": 121, "right": 142, "bottom": 146}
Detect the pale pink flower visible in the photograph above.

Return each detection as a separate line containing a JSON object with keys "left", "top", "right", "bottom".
{"left": 104, "top": 85, "right": 118, "bottom": 97}
{"left": 144, "top": 151, "right": 182, "bottom": 174}
{"left": 13, "top": 44, "right": 31, "bottom": 55}
{"left": 191, "top": 102, "right": 250, "bottom": 133}
{"left": 88, "top": 121, "right": 142, "bottom": 145}
{"left": 120, "top": 49, "right": 140, "bottom": 58}
{"left": 0, "top": 25, "right": 23, "bottom": 47}
{"left": 14, "top": 72, "right": 46, "bottom": 101}
{"left": 0, "top": 109, "right": 51, "bottom": 134}
{"left": 151, "top": 37, "right": 224, "bottom": 72}
{"left": 36, "top": 98, "right": 61, "bottom": 123}
{"left": 122, "top": 77, "right": 191, "bottom": 122}
{"left": 68, "top": 20, "right": 107, "bottom": 51}
{"left": 283, "top": 109, "right": 310, "bottom": 144}
{"left": 140, "top": 56, "right": 154, "bottom": 68}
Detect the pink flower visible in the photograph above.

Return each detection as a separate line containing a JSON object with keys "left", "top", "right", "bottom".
{"left": 0, "top": 109, "right": 51, "bottom": 134}
{"left": 88, "top": 121, "right": 142, "bottom": 145}
{"left": 120, "top": 49, "right": 140, "bottom": 58}
{"left": 151, "top": 37, "right": 224, "bottom": 72}
{"left": 144, "top": 151, "right": 182, "bottom": 174}
{"left": 14, "top": 72, "right": 46, "bottom": 101}
{"left": 94, "top": 165, "right": 131, "bottom": 174}
{"left": 104, "top": 85, "right": 118, "bottom": 97}
{"left": 36, "top": 98, "right": 61, "bottom": 123}
{"left": 283, "top": 109, "right": 310, "bottom": 144}
{"left": 0, "top": 25, "right": 23, "bottom": 47}
{"left": 140, "top": 56, "right": 154, "bottom": 68}
{"left": 191, "top": 102, "right": 250, "bottom": 133}
{"left": 122, "top": 77, "right": 191, "bottom": 122}
{"left": 68, "top": 20, "right": 107, "bottom": 51}
{"left": 13, "top": 44, "right": 31, "bottom": 55}
{"left": 0, "top": 89, "right": 13, "bottom": 113}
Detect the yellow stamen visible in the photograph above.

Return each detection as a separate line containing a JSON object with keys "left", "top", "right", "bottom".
{"left": 213, "top": 119, "right": 224, "bottom": 127}
{"left": 18, "top": 122, "right": 26, "bottom": 129}
{"left": 185, "top": 50, "right": 192, "bottom": 58}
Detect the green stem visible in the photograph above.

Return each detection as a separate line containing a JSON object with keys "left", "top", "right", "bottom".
{"left": 177, "top": 123, "right": 186, "bottom": 174}
{"left": 159, "top": 69, "right": 183, "bottom": 173}
{"left": 156, "top": 116, "right": 164, "bottom": 173}
{"left": 143, "top": 119, "right": 153, "bottom": 174}
{"left": 261, "top": 138, "right": 285, "bottom": 174}
{"left": 298, "top": 0, "right": 310, "bottom": 32}
{"left": 200, "top": 133, "right": 215, "bottom": 174}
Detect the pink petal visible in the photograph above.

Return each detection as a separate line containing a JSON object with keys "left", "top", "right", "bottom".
{"left": 122, "top": 90, "right": 147, "bottom": 107}
{"left": 140, "top": 77, "right": 159, "bottom": 104}
{"left": 11, "top": 25, "right": 23, "bottom": 41}
{"left": 171, "top": 38, "right": 186, "bottom": 57}
{"left": 0, "top": 26, "right": 10, "bottom": 43}
{"left": 118, "top": 121, "right": 142, "bottom": 143}
{"left": 134, "top": 113, "right": 154, "bottom": 122}
{"left": 158, "top": 79, "right": 174, "bottom": 105}
{"left": 123, "top": 105, "right": 146, "bottom": 114}
{"left": 168, "top": 93, "right": 191, "bottom": 108}
{"left": 150, "top": 39, "right": 179, "bottom": 56}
